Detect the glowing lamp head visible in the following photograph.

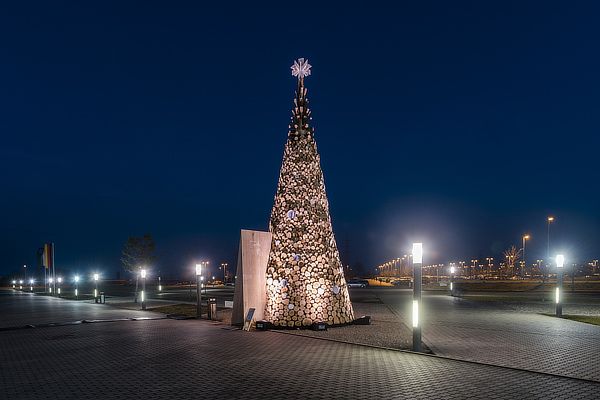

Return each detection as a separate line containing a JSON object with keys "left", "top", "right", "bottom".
{"left": 413, "top": 243, "right": 423, "bottom": 264}
{"left": 75, "top": 276, "right": 79, "bottom": 283}
{"left": 141, "top": 269, "right": 147, "bottom": 278}
{"left": 196, "top": 264, "right": 202, "bottom": 276}
{"left": 49, "top": 278, "right": 53, "bottom": 283}
{"left": 450, "top": 267, "right": 455, "bottom": 274}
{"left": 556, "top": 255, "right": 565, "bottom": 268}
{"left": 58, "top": 277, "right": 62, "bottom": 283}
{"left": 94, "top": 274, "right": 99, "bottom": 281}
{"left": 30, "top": 279, "right": 33, "bottom": 284}
{"left": 20, "top": 280, "right": 23, "bottom": 284}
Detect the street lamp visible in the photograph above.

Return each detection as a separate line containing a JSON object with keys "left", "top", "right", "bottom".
{"left": 30, "top": 279, "right": 34, "bottom": 292}
{"left": 221, "top": 263, "right": 227, "bottom": 283}
{"left": 94, "top": 273, "right": 99, "bottom": 301}
{"left": 158, "top": 276, "right": 162, "bottom": 292}
{"left": 75, "top": 276, "right": 79, "bottom": 300}
{"left": 196, "top": 264, "right": 202, "bottom": 319}
{"left": 522, "top": 235, "right": 530, "bottom": 279}
{"left": 556, "top": 255, "right": 564, "bottom": 317}
{"left": 412, "top": 242, "right": 423, "bottom": 352}
{"left": 49, "top": 277, "right": 53, "bottom": 293}
{"left": 58, "top": 277, "right": 62, "bottom": 297}
{"left": 141, "top": 269, "right": 147, "bottom": 310}
{"left": 13, "top": 280, "right": 16, "bottom": 289}
{"left": 19, "top": 280, "right": 23, "bottom": 290}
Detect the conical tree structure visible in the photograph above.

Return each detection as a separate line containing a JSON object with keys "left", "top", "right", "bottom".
{"left": 265, "top": 59, "right": 354, "bottom": 327}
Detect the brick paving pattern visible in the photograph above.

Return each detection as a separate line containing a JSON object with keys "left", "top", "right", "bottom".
{"left": 2, "top": 289, "right": 599, "bottom": 399}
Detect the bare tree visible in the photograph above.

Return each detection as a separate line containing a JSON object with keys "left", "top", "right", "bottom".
{"left": 121, "top": 233, "right": 162, "bottom": 302}
{"left": 503, "top": 245, "right": 522, "bottom": 278}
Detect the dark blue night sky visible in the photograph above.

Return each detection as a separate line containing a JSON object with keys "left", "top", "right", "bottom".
{"left": 1, "top": 1, "right": 599, "bottom": 279}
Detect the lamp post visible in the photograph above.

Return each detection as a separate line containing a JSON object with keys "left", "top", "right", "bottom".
{"left": 58, "top": 277, "right": 62, "bottom": 297}
{"left": 196, "top": 264, "right": 202, "bottom": 319}
{"left": 221, "top": 263, "right": 227, "bottom": 283}
{"left": 522, "top": 235, "right": 529, "bottom": 279}
{"left": 94, "top": 273, "right": 99, "bottom": 301}
{"left": 412, "top": 242, "right": 423, "bottom": 352}
{"left": 75, "top": 276, "right": 79, "bottom": 300}
{"left": 556, "top": 254, "right": 564, "bottom": 317}
{"left": 141, "top": 269, "right": 147, "bottom": 310}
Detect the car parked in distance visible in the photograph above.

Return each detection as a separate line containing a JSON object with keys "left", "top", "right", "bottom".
{"left": 347, "top": 279, "right": 369, "bottom": 288}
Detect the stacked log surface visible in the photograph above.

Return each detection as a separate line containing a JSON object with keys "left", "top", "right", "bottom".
{"left": 265, "top": 133, "right": 355, "bottom": 327}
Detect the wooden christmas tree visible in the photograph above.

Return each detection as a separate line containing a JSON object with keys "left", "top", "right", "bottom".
{"left": 264, "top": 59, "right": 355, "bottom": 327}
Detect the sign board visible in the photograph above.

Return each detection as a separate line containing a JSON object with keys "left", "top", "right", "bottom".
{"left": 244, "top": 308, "right": 255, "bottom": 331}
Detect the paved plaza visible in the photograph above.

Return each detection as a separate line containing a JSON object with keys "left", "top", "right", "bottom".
{"left": 1, "top": 288, "right": 599, "bottom": 399}
{"left": 375, "top": 287, "right": 600, "bottom": 382}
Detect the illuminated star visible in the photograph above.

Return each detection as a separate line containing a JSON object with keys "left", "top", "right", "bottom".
{"left": 291, "top": 58, "right": 311, "bottom": 78}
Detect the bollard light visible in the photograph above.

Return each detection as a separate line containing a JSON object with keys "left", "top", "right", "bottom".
{"left": 20, "top": 280, "right": 23, "bottom": 290}
{"left": 141, "top": 269, "right": 147, "bottom": 310}
{"left": 30, "top": 279, "right": 34, "bottom": 292}
{"left": 49, "top": 277, "right": 53, "bottom": 293}
{"left": 58, "top": 277, "right": 62, "bottom": 297}
{"left": 94, "top": 273, "right": 99, "bottom": 300}
{"left": 196, "top": 264, "right": 202, "bottom": 319}
{"left": 13, "top": 280, "right": 16, "bottom": 289}
{"left": 75, "top": 276, "right": 79, "bottom": 300}
{"left": 158, "top": 276, "right": 162, "bottom": 292}
{"left": 412, "top": 242, "right": 423, "bottom": 352}
{"left": 556, "top": 254, "right": 564, "bottom": 317}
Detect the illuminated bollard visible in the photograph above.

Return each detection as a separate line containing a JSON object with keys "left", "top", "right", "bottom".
{"left": 141, "top": 269, "right": 147, "bottom": 310}
{"left": 75, "top": 276, "right": 79, "bottom": 300}
{"left": 556, "top": 255, "right": 564, "bottom": 317}
{"left": 412, "top": 242, "right": 423, "bottom": 352}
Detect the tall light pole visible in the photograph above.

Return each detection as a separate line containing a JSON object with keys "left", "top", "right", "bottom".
{"left": 522, "top": 235, "right": 530, "bottom": 279}
{"left": 221, "top": 263, "right": 227, "bottom": 283}
{"left": 556, "top": 254, "right": 564, "bottom": 317}
{"left": 196, "top": 264, "right": 202, "bottom": 319}
{"left": 412, "top": 242, "right": 423, "bottom": 352}
{"left": 75, "top": 276, "right": 79, "bottom": 300}
{"left": 141, "top": 269, "right": 147, "bottom": 310}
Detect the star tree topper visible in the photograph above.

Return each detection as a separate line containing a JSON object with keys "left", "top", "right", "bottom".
{"left": 291, "top": 58, "right": 311, "bottom": 78}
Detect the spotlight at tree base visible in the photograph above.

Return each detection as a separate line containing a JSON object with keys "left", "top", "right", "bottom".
{"left": 556, "top": 255, "right": 564, "bottom": 317}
